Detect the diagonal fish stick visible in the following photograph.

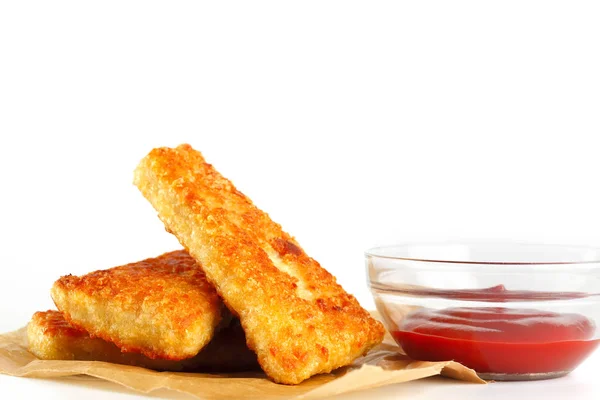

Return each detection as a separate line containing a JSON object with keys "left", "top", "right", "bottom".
{"left": 134, "top": 144, "right": 384, "bottom": 384}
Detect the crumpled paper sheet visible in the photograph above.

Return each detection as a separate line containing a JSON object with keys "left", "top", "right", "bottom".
{"left": 0, "top": 323, "right": 484, "bottom": 399}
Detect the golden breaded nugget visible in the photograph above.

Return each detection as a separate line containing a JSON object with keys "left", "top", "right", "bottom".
{"left": 134, "top": 144, "right": 385, "bottom": 384}
{"left": 51, "top": 250, "right": 228, "bottom": 360}
{"left": 28, "top": 310, "right": 258, "bottom": 372}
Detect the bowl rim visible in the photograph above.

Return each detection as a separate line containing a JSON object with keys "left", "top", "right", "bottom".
{"left": 365, "top": 242, "right": 600, "bottom": 265}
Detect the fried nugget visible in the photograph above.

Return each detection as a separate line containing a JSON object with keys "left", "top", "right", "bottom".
{"left": 133, "top": 144, "right": 385, "bottom": 384}
{"left": 27, "top": 310, "right": 259, "bottom": 372}
{"left": 51, "top": 250, "right": 228, "bottom": 360}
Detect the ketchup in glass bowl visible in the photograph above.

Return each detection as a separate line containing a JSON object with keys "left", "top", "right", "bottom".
{"left": 366, "top": 243, "right": 600, "bottom": 381}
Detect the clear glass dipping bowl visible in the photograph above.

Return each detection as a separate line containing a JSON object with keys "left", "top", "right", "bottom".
{"left": 366, "top": 243, "right": 600, "bottom": 381}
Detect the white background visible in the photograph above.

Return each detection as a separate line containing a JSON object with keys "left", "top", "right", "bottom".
{"left": 1, "top": 1, "right": 599, "bottom": 399}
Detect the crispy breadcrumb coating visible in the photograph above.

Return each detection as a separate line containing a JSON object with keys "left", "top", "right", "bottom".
{"left": 51, "top": 250, "right": 229, "bottom": 360}
{"left": 27, "top": 310, "right": 258, "bottom": 372}
{"left": 133, "top": 144, "right": 385, "bottom": 384}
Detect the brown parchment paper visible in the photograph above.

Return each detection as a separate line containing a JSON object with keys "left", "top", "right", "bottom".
{"left": 0, "top": 318, "right": 484, "bottom": 399}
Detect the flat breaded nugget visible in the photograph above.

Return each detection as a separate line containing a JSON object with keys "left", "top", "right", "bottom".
{"left": 28, "top": 310, "right": 258, "bottom": 372}
{"left": 134, "top": 144, "right": 385, "bottom": 384}
{"left": 51, "top": 250, "right": 228, "bottom": 360}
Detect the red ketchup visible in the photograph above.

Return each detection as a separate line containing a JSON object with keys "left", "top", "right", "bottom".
{"left": 391, "top": 286, "right": 599, "bottom": 378}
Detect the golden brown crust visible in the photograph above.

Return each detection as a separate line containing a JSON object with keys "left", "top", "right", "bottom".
{"left": 30, "top": 310, "right": 86, "bottom": 338}
{"left": 51, "top": 250, "right": 228, "bottom": 360}
{"left": 27, "top": 311, "right": 258, "bottom": 372}
{"left": 133, "top": 144, "right": 385, "bottom": 384}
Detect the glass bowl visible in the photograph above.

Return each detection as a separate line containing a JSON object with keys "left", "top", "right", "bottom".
{"left": 366, "top": 242, "right": 600, "bottom": 381}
